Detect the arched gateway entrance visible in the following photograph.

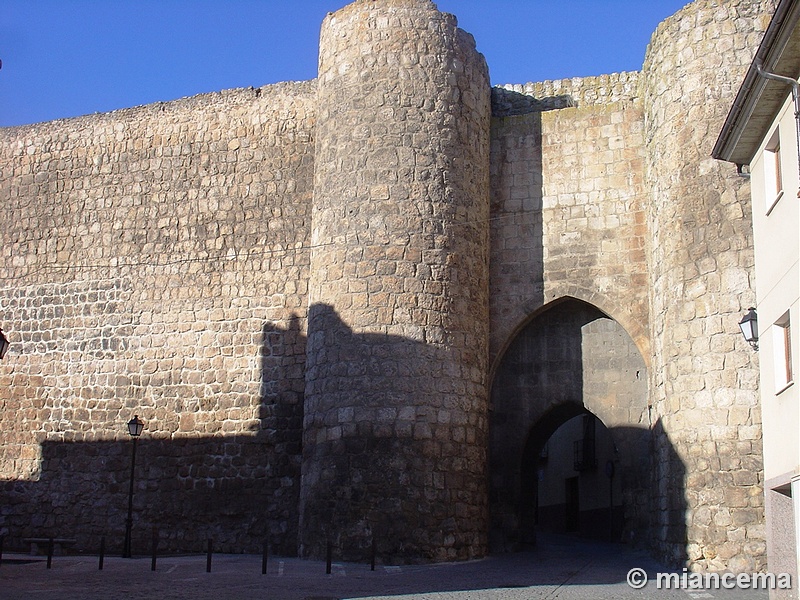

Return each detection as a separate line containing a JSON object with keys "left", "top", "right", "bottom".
{"left": 489, "top": 298, "right": 651, "bottom": 551}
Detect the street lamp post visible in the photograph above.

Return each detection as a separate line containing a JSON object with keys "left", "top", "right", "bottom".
{"left": 122, "top": 415, "right": 144, "bottom": 558}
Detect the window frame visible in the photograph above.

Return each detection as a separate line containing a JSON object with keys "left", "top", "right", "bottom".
{"left": 773, "top": 310, "right": 793, "bottom": 395}
{"left": 764, "top": 128, "right": 784, "bottom": 215}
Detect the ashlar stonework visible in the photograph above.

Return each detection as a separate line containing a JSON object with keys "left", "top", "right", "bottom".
{"left": 0, "top": 0, "right": 773, "bottom": 571}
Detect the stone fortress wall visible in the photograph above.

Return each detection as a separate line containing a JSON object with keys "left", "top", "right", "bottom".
{"left": 0, "top": 0, "right": 774, "bottom": 571}
{"left": 0, "top": 83, "right": 316, "bottom": 553}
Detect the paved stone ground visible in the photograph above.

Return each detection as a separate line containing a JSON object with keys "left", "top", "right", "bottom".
{"left": 0, "top": 535, "right": 773, "bottom": 600}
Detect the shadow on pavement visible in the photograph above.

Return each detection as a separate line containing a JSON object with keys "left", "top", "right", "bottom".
{"left": 0, "top": 534, "right": 689, "bottom": 600}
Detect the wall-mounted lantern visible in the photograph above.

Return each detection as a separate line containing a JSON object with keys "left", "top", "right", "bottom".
{"left": 739, "top": 308, "right": 759, "bottom": 350}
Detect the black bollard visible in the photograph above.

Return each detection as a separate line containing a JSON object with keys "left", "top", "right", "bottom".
{"left": 206, "top": 539, "right": 213, "bottom": 573}
{"left": 261, "top": 541, "right": 268, "bottom": 575}
{"left": 325, "top": 540, "right": 332, "bottom": 575}
{"left": 370, "top": 537, "right": 376, "bottom": 572}
{"left": 150, "top": 528, "right": 158, "bottom": 572}
{"left": 46, "top": 538, "right": 54, "bottom": 569}
{"left": 99, "top": 536, "right": 106, "bottom": 570}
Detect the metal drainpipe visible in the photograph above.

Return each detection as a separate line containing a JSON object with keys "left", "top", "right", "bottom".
{"left": 755, "top": 60, "right": 800, "bottom": 194}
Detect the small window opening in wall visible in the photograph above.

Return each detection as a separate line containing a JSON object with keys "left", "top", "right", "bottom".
{"left": 765, "top": 128, "right": 783, "bottom": 213}
{"left": 773, "top": 310, "right": 793, "bottom": 394}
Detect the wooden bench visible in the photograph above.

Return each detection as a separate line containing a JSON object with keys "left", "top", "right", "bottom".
{"left": 22, "top": 538, "right": 77, "bottom": 556}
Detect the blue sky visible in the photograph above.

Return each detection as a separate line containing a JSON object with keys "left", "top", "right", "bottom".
{"left": 1, "top": 1, "right": 690, "bottom": 128}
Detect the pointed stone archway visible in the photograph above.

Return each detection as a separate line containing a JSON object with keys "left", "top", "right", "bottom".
{"left": 489, "top": 297, "right": 653, "bottom": 551}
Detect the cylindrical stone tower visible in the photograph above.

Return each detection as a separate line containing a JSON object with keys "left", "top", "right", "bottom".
{"left": 300, "top": 0, "right": 491, "bottom": 562}
{"left": 643, "top": 0, "right": 774, "bottom": 571}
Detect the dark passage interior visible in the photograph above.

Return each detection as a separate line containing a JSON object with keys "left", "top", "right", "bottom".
{"left": 489, "top": 298, "right": 653, "bottom": 552}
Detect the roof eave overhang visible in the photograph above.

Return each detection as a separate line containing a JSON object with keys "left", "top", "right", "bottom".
{"left": 713, "top": 0, "right": 800, "bottom": 166}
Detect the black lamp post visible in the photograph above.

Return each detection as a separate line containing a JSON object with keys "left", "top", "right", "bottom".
{"left": 122, "top": 415, "right": 144, "bottom": 558}
{"left": 0, "top": 328, "right": 9, "bottom": 360}
{"left": 739, "top": 308, "right": 759, "bottom": 350}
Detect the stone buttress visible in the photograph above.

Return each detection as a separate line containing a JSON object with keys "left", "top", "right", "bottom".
{"left": 643, "top": 0, "right": 774, "bottom": 571}
{"left": 300, "top": 0, "right": 492, "bottom": 561}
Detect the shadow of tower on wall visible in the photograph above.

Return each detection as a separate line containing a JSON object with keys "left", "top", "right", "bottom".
{"left": 299, "top": 303, "right": 489, "bottom": 563}
{"left": 1, "top": 305, "right": 488, "bottom": 563}
{"left": 0, "top": 317, "right": 307, "bottom": 556}
{"left": 651, "top": 417, "right": 689, "bottom": 567}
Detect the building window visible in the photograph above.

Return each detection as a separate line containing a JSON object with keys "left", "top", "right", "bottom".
{"left": 765, "top": 128, "right": 783, "bottom": 214}
{"left": 773, "top": 311, "right": 793, "bottom": 393}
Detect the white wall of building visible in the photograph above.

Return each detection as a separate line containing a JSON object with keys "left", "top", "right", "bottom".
{"left": 749, "top": 94, "right": 800, "bottom": 484}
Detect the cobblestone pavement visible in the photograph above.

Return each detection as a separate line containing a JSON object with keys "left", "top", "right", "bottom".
{"left": 0, "top": 535, "right": 772, "bottom": 600}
